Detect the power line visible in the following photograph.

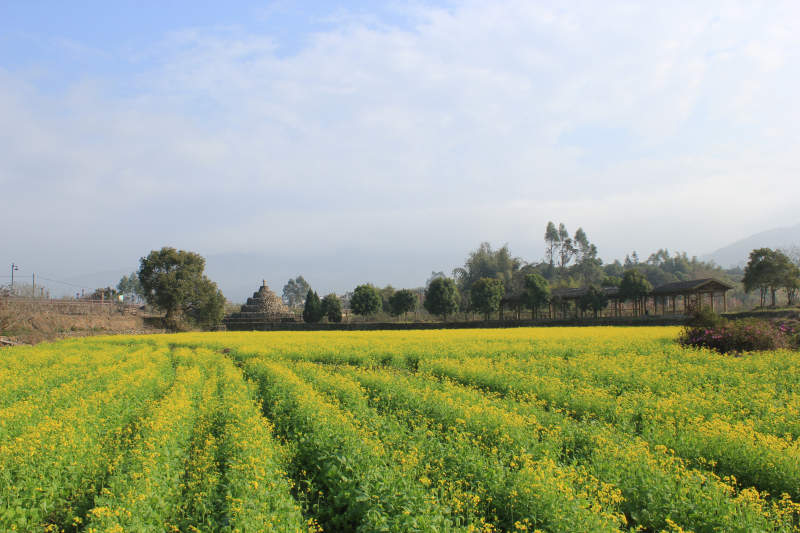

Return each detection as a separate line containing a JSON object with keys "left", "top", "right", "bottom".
{"left": 1, "top": 274, "right": 103, "bottom": 290}
{"left": 36, "top": 276, "right": 94, "bottom": 289}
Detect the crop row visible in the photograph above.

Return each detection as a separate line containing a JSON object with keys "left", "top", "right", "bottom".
{"left": 203, "top": 330, "right": 800, "bottom": 503}
{"left": 0, "top": 342, "right": 309, "bottom": 533}
{"left": 4, "top": 328, "right": 800, "bottom": 532}
{"left": 0, "top": 346, "right": 175, "bottom": 530}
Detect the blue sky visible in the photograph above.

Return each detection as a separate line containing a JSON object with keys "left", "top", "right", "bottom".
{"left": 1, "top": 1, "right": 799, "bottom": 299}
{"left": 0, "top": 2, "right": 425, "bottom": 87}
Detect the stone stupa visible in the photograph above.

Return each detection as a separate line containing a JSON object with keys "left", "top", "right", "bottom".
{"left": 224, "top": 280, "right": 293, "bottom": 330}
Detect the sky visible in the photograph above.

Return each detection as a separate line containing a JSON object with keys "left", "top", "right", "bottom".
{"left": 1, "top": 1, "right": 799, "bottom": 300}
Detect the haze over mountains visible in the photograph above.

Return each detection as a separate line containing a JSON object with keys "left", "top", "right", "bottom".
{"left": 702, "top": 223, "right": 800, "bottom": 268}
{"left": 26, "top": 221, "right": 797, "bottom": 303}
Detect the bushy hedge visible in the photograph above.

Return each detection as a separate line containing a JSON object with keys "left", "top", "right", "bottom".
{"left": 679, "top": 318, "right": 797, "bottom": 354}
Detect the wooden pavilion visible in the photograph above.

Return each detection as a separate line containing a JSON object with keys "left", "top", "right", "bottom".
{"left": 548, "top": 286, "right": 623, "bottom": 318}
{"left": 650, "top": 278, "right": 734, "bottom": 314}
{"left": 499, "top": 277, "right": 734, "bottom": 319}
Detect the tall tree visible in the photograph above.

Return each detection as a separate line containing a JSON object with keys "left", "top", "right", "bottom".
{"left": 321, "top": 293, "right": 343, "bottom": 323}
{"left": 137, "top": 247, "right": 225, "bottom": 329}
{"left": 557, "top": 223, "right": 575, "bottom": 270}
{"left": 350, "top": 284, "right": 382, "bottom": 317}
{"left": 785, "top": 272, "right": 800, "bottom": 306}
{"left": 388, "top": 289, "right": 416, "bottom": 320}
{"left": 302, "top": 289, "right": 324, "bottom": 323}
{"left": 544, "top": 221, "right": 560, "bottom": 267}
{"left": 424, "top": 277, "right": 459, "bottom": 321}
{"left": 575, "top": 244, "right": 603, "bottom": 284}
{"left": 743, "top": 248, "right": 772, "bottom": 307}
{"left": 524, "top": 272, "right": 550, "bottom": 319}
{"left": 470, "top": 278, "right": 505, "bottom": 321}
{"left": 573, "top": 227, "right": 590, "bottom": 262}
{"left": 282, "top": 276, "right": 311, "bottom": 308}
{"left": 619, "top": 269, "right": 652, "bottom": 316}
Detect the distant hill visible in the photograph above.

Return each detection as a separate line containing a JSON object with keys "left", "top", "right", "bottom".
{"left": 703, "top": 223, "right": 800, "bottom": 268}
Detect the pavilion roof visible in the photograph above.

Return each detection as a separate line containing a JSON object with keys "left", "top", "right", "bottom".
{"left": 650, "top": 278, "right": 734, "bottom": 295}
{"left": 550, "top": 286, "right": 620, "bottom": 300}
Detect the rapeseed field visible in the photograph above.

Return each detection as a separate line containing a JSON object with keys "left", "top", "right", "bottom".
{"left": 1, "top": 327, "right": 799, "bottom": 532}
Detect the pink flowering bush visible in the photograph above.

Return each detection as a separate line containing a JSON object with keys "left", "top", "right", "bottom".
{"left": 679, "top": 318, "right": 796, "bottom": 354}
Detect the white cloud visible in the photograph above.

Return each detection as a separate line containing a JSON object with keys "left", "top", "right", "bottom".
{"left": 1, "top": 1, "right": 799, "bottom": 290}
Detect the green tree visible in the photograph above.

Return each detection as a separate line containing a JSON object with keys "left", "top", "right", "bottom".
{"left": 302, "top": 289, "right": 324, "bottom": 323}
{"left": 137, "top": 247, "right": 225, "bottom": 329}
{"left": 524, "top": 272, "right": 550, "bottom": 319}
{"left": 470, "top": 277, "right": 505, "bottom": 321}
{"left": 578, "top": 285, "right": 609, "bottom": 318}
{"left": 573, "top": 227, "right": 590, "bottom": 261}
{"left": 557, "top": 223, "right": 575, "bottom": 270}
{"left": 183, "top": 280, "right": 226, "bottom": 328}
{"left": 388, "top": 289, "right": 416, "bottom": 319}
{"left": 569, "top": 227, "right": 603, "bottom": 284}
{"left": 424, "top": 277, "right": 459, "bottom": 321}
{"left": 619, "top": 269, "right": 652, "bottom": 316}
{"left": 601, "top": 276, "right": 621, "bottom": 287}
{"left": 282, "top": 276, "right": 311, "bottom": 308}
{"left": 743, "top": 248, "right": 773, "bottom": 307}
{"left": 89, "top": 286, "right": 119, "bottom": 301}
{"left": 116, "top": 272, "right": 143, "bottom": 302}
{"left": 350, "top": 284, "right": 382, "bottom": 317}
{"left": 544, "top": 221, "right": 560, "bottom": 268}
{"left": 380, "top": 285, "right": 396, "bottom": 313}
{"left": 787, "top": 247, "right": 800, "bottom": 306}
{"left": 743, "top": 248, "right": 800, "bottom": 307}
{"left": 321, "top": 293, "right": 343, "bottom": 323}
{"left": 453, "top": 242, "right": 520, "bottom": 296}
{"left": 426, "top": 271, "right": 446, "bottom": 285}
{"left": 785, "top": 266, "right": 800, "bottom": 306}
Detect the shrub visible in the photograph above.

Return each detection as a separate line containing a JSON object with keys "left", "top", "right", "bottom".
{"left": 685, "top": 306, "right": 726, "bottom": 329}
{"left": 679, "top": 318, "right": 794, "bottom": 354}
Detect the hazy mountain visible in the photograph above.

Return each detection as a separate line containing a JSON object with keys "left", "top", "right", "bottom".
{"left": 703, "top": 223, "right": 800, "bottom": 268}
{"left": 23, "top": 248, "right": 456, "bottom": 303}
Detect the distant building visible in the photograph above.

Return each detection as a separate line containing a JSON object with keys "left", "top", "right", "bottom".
{"left": 224, "top": 280, "right": 296, "bottom": 330}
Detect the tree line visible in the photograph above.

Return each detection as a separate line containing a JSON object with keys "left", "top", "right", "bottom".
{"left": 116, "top": 232, "right": 799, "bottom": 330}
{"left": 280, "top": 223, "right": 670, "bottom": 322}
{"left": 290, "top": 224, "right": 798, "bottom": 322}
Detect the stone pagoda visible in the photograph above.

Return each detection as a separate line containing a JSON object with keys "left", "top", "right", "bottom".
{"left": 224, "top": 280, "right": 294, "bottom": 330}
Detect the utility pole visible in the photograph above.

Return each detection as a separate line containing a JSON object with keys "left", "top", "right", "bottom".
{"left": 10, "top": 263, "right": 19, "bottom": 290}
{"left": 32, "top": 273, "right": 35, "bottom": 298}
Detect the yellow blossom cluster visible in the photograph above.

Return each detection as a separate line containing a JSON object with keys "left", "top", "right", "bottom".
{"left": 2, "top": 327, "right": 800, "bottom": 532}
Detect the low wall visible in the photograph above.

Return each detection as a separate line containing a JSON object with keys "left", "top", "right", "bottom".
{"left": 1, "top": 297, "right": 140, "bottom": 316}
{"left": 223, "top": 315, "right": 686, "bottom": 332}
{"left": 722, "top": 309, "right": 800, "bottom": 320}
